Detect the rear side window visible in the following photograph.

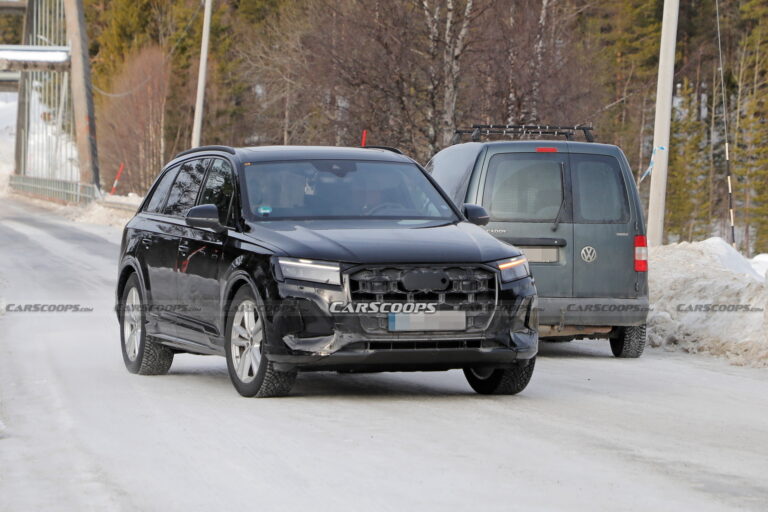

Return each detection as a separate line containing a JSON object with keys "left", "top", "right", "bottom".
{"left": 482, "top": 153, "right": 564, "bottom": 222}
{"left": 198, "top": 159, "right": 235, "bottom": 225}
{"left": 164, "top": 159, "right": 209, "bottom": 217}
{"left": 144, "top": 166, "right": 179, "bottom": 213}
{"left": 570, "top": 154, "right": 629, "bottom": 223}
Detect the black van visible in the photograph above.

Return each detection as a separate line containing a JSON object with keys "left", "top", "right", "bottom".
{"left": 427, "top": 126, "right": 648, "bottom": 357}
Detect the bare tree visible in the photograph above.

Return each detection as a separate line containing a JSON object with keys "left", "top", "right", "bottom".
{"left": 96, "top": 46, "right": 170, "bottom": 193}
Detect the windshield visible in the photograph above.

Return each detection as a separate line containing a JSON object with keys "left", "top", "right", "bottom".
{"left": 242, "top": 159, "right": 457, "bottom": 221}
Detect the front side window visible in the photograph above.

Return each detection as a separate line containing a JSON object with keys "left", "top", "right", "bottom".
{"left": 198, "top": 159, "right": 235, "bottom": 225}
{"left": 242, "top": 160, "right": 456, "bottom": 221}
{"left": 570, "top": 154, "right": 629, "bottom": 223}
{"left": 164, "top": 159, "right": 209, "bottom": 217}
{"left": 482, "top": 153, "right": 564, "bottom": 222}
{"left": 144, "top": 165, "right": 179, "bottom": 213}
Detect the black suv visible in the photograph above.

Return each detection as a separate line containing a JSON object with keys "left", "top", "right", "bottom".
{"left": 116, "top": 146, "right": 538, "bottom": 397}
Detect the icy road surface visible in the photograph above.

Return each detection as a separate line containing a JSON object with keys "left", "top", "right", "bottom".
{"left": 1, "top": 196, "right": 767, "bottom": 512}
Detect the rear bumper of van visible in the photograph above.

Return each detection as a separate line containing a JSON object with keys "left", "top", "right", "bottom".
{"left": 538, "top": 297, "right": 649, "bottom": 330}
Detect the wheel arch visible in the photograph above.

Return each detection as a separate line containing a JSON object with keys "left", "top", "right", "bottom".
{"left": 116, "top": 259, "right": 146, "bottom": 316}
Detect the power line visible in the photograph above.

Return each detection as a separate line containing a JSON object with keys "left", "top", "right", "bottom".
{"left": 714, "top": 0, "right": 736, "bottom": 248}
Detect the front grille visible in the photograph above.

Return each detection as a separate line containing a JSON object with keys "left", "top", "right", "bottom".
{"left": 346, "top": 265, "right": 498, "bottom": 333}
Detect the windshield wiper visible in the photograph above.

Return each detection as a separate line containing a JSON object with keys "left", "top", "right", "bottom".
{"left": 551, "top": 162, "right": 566, "bottom": 232}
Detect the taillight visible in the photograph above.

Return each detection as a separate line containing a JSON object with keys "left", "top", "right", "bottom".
{"left": 634, "top": 235, "right": 648, "bottom": 272}
{"left": 536, "top": 147, "right": 558, "bottom": 153}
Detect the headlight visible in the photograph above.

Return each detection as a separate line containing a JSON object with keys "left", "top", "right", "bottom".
{"left": 277, "top": 257, "right": 341, "bottom": 286}
{"left": 495, "top": 255, "right": 529, "bottom": 282}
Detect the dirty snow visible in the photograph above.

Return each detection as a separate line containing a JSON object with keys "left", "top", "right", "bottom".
{"left": 648, "top": 237, "right": 768, "bottom": 366}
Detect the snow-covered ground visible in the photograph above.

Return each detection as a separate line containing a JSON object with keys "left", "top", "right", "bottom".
{"left": 648, "top": 237, "right": 768, "bottom": 366}
{"left": 1, "top": 196, "right": 767, "bottom": 511}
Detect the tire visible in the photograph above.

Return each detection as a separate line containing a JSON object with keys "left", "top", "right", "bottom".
{"left": 463, "top": 358, "right": 536, "bottom": 395}
{"left": 225, "top": 286, "right": 297, "bottom": 397}
{"left": 610, "top": 324, "right": 647, "bottom": 358}
{"left": 119, "top": 274, "right": 174, "bottom": 375}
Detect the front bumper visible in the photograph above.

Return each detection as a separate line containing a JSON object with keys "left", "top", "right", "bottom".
{"left": 265, "top": 274, "right": 538, "bottom": 371}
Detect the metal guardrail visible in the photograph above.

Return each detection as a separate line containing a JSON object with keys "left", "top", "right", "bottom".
{"left": 9, "top": 174, "right": 99, "bottom": 203}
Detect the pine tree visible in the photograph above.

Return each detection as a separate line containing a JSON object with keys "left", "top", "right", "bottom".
{"left": 666, "top": 79, "right": 709, "bottom": 242}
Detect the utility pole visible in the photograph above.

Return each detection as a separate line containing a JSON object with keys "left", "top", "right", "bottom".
{"left": 63, "top": 0, "right": 99, "bottom": 188}
{"left": 646, "top": 0, "right": 680, "bottom": 247}
{"left": 191, "top": 0, "right": 212, "bottom": 148}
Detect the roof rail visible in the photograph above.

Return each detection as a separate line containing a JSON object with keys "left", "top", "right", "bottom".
{"left": 363, "top": 145, "right": 404, "bottom": 154}
{"left": 452, "top": 124, "right": 595, "bottom": 144}
{"left": 173, "top": 145, "right": 236, "bottom": 159}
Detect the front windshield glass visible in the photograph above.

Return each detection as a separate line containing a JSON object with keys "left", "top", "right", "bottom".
{"left": 242, "top": 159, "right": 457, "bottom": 221}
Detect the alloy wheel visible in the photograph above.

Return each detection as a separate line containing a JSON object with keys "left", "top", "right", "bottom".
{"left": 230, "top": 299, "right": 263, "bottom": 384}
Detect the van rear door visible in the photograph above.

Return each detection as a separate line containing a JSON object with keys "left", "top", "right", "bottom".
{"left": 569, "top": 152, "right": 636, "bottom": 298}
{"left": 476, "top": 148, "right": 574, "bottom": 298}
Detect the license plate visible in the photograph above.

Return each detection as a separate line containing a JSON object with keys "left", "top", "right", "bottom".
{"left": 387, "top": 311, "right": 467, "bottom": 332}
{"left": 520, "top": 246, "right": 559, "bottom": 263}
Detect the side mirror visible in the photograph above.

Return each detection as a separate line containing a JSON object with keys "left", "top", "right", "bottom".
{"left": 186, "top": 204, "right": 226, "bottom": 233}
{"left": 463, "top": 203, "right": 490, "bottom": 226}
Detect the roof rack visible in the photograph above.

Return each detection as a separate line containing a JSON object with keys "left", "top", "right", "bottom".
{"left": 173, "top": 145, "right": 236, "bottom": 159}
{"left": 452, "top": 124, "right": 595, "bottom": 144}
{"left": 363, "top": 145, "right": 404, "bottom": 154}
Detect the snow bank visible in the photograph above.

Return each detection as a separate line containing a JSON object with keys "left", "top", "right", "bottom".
{"left": 649, "top": 237, "right": 768, "bottom": 366}
{"left": 103, "top": 192, "right": 143, "bottom": 206}
{"left": 751, "top": 254, "right": 768, "bottom": 280}
{"left": 69, "top": 201, "right": 135, "bottom": 228}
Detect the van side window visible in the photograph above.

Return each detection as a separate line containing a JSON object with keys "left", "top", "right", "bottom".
{"left": 482, "top": 153, "right": 564, "bottom": 222}
{"left": 164, "top": 159, "right": 209, "bottom": 217}
{"left": 571, "top": 155, "right": 629, "bottom": 223}
{"left": 144, "top": 166, "right": 179, "bottom": 213}
{"left": 198, "top": 159, "right": 235, "bottom": 225}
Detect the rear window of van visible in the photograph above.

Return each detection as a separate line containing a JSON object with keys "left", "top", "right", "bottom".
{"left": 481, "top": 153, "right": 564, "bottom": 222}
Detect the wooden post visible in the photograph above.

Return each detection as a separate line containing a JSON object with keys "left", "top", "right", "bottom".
{"left": 647, "top": 0, "right": 680, "bottom": 247}
{"left": 63, "top": 0, "right": 99, "bottom": 189}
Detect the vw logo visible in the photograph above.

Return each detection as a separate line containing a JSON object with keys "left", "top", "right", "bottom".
{"left": 580, "top": 246, "right": 597, "bottom": 263}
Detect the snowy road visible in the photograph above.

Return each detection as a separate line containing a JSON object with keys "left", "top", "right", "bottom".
{"left": 1, "top": 196, "right": 767, "bottom": 512}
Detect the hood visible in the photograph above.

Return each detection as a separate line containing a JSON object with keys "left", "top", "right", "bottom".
{"left": 242, "top": 219, "right": 520, "bottom": 264}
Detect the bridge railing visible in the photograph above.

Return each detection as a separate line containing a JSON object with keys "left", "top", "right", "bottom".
{"left": 9, "top": 174, "right": 99, "bottom": 203}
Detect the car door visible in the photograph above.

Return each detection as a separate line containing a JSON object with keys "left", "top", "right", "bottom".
{"left": 475, "top": 146, "right": 575, "bottom": 299}
{"left": 569, "top": 151, "right": 636, "bottom": 298}
{"left": 175, "top": 158, "right": 236, "bottom": 347}
{"left": 135, "top": 164, "right": 181, "bottom": 338}
{"left": 158, "top": 157, "right": 209, "bottom": 332}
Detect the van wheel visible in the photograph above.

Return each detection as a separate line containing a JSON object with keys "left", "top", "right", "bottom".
{"left": 225, "top": 286, "right": 297, "bottom": 397}
{"left": 120, "top": 274, "right": 174, "bottom": 375}
{"left": 464, "top": 358, "right": 535, "bottom": 395}
{"left": 610, "top": 325, "right": 646, "bottom": 358}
